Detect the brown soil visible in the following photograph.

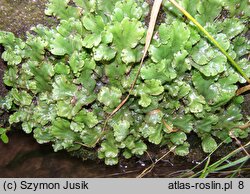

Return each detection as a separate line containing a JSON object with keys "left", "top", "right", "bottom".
{"left": 0, "top": 130, "right": 196, "bottom": 178}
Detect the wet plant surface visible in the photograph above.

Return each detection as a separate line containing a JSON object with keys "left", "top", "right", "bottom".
{"left": 0, "top": 0, "right": 195, "bottom": 178}
{"left": 0, "top": 0, "right": 249, "bottom": 177}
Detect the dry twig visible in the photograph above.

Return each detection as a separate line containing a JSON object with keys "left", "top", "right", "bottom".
{"left": 136, "top": 146, "right": 176, "bottom": 178}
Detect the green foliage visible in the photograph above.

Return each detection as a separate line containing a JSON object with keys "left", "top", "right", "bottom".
{"left": 201, "top": 135, "right": 218, "bottom": 153}
{"left": 0, "top": 127, "right": 9, "bottom": 144}
{"left": 175, "top": 142, "right": 190, "bottom": 156}
{"left": 0, "top": 0, "right": 249, "bottom": 165}
{"left": 97, "top": 87, "right": 122, "bottom": 108}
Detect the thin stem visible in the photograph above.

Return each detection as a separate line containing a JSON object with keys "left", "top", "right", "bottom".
{"left": 137, "top": 146, "right": 176, "bottom": 178}
{"left": 101, "top": 0, "right": 163, "bottom": 133}
{"left": 168, "top": 0, "right": 250, "bottom": 84}
{"left": 236, "top": 84, "right": 250, "bottom": 96}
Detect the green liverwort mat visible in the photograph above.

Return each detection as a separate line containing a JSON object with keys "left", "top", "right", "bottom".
{"left": 0, "top": 0, "right": 249, "bottom": 165}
